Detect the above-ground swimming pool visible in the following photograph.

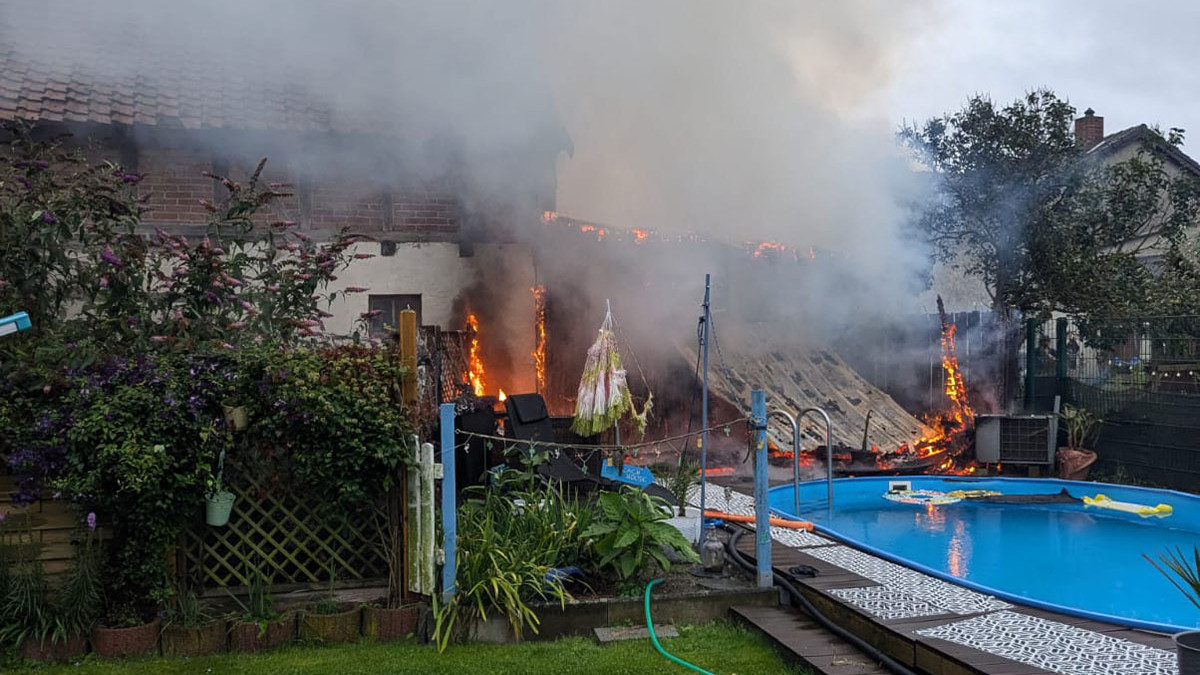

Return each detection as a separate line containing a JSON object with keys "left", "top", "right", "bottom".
{"left": 769, "top": 476, "right": 1200, "bottom": 633}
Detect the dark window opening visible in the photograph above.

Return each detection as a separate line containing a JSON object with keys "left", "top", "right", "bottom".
{"left": 367, "top": 294, "right": 422, "bottom": 338}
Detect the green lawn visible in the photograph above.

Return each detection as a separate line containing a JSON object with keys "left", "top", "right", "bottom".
{"left": 8, "top": 621, "right": 801, "bottom": 675}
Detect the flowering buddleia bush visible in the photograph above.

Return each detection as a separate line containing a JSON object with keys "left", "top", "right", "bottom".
{"left": 0, "top": 126, "right": 412, "bottom": 622}
{"left": 0, "top": 123, "right": 363, "bottom": 364}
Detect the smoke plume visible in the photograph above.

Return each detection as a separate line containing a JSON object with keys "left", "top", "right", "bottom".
{"left": 3, "top": 0, "right": 941, "bottom": 343}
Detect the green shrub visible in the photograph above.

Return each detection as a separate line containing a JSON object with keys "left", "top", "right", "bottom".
{"left": 582, "top": 488, "right": 699, "bottom": 582}
{"left": 433, "top": 455, "right": 597, "bottom": 651}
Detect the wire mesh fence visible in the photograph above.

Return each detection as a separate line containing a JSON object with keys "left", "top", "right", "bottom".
{"left": 1022, "top": 315, "right": 1200, "bottom": 489}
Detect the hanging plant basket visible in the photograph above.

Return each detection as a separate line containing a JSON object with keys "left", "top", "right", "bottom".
{"left": 206, "top": 490, "right": 236, "bottom": 527}
{"left": 223, "top": 404, "right": 249, "bottom": 431}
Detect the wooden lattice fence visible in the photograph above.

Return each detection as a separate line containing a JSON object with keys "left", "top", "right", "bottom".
{"left": 179, "top": 466, "right": 393, "bottom": 595}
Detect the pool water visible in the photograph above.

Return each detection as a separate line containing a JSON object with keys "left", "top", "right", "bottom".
{"left": 769, "top": 476, "right": 1200, "bottom": 632}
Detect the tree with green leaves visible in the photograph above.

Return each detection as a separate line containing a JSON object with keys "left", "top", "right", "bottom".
{"left": 901, "top": 89, "right": 1200, "bottom": 319}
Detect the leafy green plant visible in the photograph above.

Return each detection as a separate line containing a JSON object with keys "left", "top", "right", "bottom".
{"left": 314, "top": 562, "right": 341, "bottom": 616}
{"left": 1060, "top": 404, "right": 1101, "bottom": 450}
{"left": 1145, "top": 546, "right": 1200, "bottom": 609}
{"left": 0, "top": 511, "right": 55, "bottom": 648}
{"left": 432, "top": 471, "right": 596, "bottom": 651}
{"left": 652, "top": 461, "right": 699, "bottom": 516}
{"left": 226, "top": 561, "right": 281, "bottom": 636}
{"left": 55, "top": 514, "right": 103, "bottom": 639}
{"left": 163, "top": 586, "right": 209, "bottom": 629}
{"left": 582, "top": 488, "right": 699, "bottom": 582}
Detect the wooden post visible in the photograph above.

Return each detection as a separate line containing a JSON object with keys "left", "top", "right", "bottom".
{"left": 398, "top": 309, "right": 418, "bottom": 407}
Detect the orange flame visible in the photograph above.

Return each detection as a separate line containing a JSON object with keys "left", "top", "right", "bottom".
{"left": 466, "top": 313, "right": 486, "bottom": 397}
{"left": 542, "top": 210, "right": 558, "bottom": 223}
{"left": 631, "top": 228, "right": 649, "bottom": 242}
{"left": 531, "top": 284, "right": 547, "bottom": 394}
{"left": 498, "top": 389, "right": 507, "bottom": 402}
{"left": 941, "top": 323, "right": 974, "bottom": 425}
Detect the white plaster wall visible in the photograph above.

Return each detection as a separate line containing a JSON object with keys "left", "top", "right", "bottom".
{"left": 325, "top": 241, "right": 537, "bottom": 394}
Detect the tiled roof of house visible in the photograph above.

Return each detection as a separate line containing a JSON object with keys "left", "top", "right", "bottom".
{"left": 0, "top": 2, "right": 375, "bottom": 133}
{"left": 1088, "top": 124, "right": 1200, "bottom": 178}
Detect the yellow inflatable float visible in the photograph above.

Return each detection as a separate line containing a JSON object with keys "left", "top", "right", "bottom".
{"left": 1082, "top": 493, "right": 1173, "bottom": 518}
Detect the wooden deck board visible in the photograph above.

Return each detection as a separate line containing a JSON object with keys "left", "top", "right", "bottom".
{"left": 732, "top": 605, "right": 890, "bottom": 675}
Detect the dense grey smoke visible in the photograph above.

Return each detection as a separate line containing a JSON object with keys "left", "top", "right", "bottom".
{"left": 2, "top": 0, "right": 939, "bottom": 334}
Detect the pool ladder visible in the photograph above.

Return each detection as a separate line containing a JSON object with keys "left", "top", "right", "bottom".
{"left": 770, "top": 407, "right": 833, "bottom": 515}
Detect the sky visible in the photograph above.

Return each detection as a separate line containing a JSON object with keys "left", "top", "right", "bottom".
{"left": 884, "top": 0, "right": 1200, "bottom": 151}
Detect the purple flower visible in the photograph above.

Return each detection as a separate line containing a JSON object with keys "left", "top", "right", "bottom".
{"left": 34, "top": 160, "right": 49, "bottom": 169}
{"left": 203, "top": 290, "right": 222, "bottom": 305}
{"left": 99, "top": 276, "right": 109, "bottom": 289}
{"left": 86, "top": 512, "right": 96, "bottom": 531}
{"left": 344, "top": 286, "right": 369, "bottom": 293}
{"left": 122, "top": 172, "right": 143, "bottom": 184}
{"left": 228, "top": 321, "right": 246, "bottom": 329}
{"left": 353, "top": 253, "right": 375, "bottom": 260}
{"left": 100, "top": 246, "right": 123, "bottom": 267}
{"left": 16, "top": 176, "right": 32, "bottom": 189}
{"left": 0, "top": 512, "right": 5, "bottom": 524}
{"left": 295, "top": 273, "right": 313, "bottom": 280}
{"left": 41, "top": 211, "right": 56, "bottom": 224}
{"left": 360, "top": 309, "right": 382, "bottom": 319}
{"left": 266, "top": 284, "right": 280, "bottom": 292}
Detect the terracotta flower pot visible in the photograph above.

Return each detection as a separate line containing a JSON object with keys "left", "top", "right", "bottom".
{"left": 229, "top": 613, "right": 297, "bottom": 653}
{"left": 93, "top": 617, "right": 161, "bottom": 659}
{"left": 1057, "top": 447, "right": 1097, "bottom": 481}
{"left": 161, "top": 620, "right": 228, "bottom": 658}
{"left": 20, "top": 633, "right": 87, "bottom": 662}
{"left": 362, "top": 604, "right": 421, "bottom": 642}
{"left": 299, "top": 604, "right": 361, "bottom": 644}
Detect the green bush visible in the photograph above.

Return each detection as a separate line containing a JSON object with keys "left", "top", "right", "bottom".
{"left": 433, "top": 456, "right": 598, "bottom": 651}
{"left": 582, "top": 488, "right": 699, "bottom": 583}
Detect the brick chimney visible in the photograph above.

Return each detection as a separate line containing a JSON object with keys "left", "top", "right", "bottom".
{"left": 1075, "top": 108, "right": 1104, "bottom": 148}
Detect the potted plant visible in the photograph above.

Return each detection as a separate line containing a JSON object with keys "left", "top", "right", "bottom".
{"left": 206, "top": 447, "right": 236, "bottom": 527}
{"left": 92, "top": 601, "right": 162, "bottom": 659}
{"left": 1145, "top": 547, "right": 1200, "bottom": 673}
{"left": 1057, "top": 404, "right": 1100, "bottom": 481}
{"left": 40, "top": 512, "right": 102, "bottom": 662}
{"left": 654, "top": 461, "right": 702, "bottom": 545}
{"left": 299, "top": 563, "right": 361, "bottom": 644}
{"left": 2, "top": 511, "right": 98, "bottom": 662}
{"left": 161, "top": 586, "right": 227, "bottom": 658}
{"left": 227, "top": 563, "right": 295, "bottom": 653}
{"left": 362, "top": 493, "right": 422, "bottom": 642}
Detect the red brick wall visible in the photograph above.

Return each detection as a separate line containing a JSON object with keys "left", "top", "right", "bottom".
{"left": 135, "top": 143, "right": 460, "bottom": 235}
{"left": 138, "top": 145, "right": 215, "bottom": 223}
{"left": 393, "top": 192, "right": 457, "bottom": 233}
{"left": 307, "top": 182, "right": 388, "bottom": 231}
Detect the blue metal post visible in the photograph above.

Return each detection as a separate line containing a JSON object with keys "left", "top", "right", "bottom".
{"left": 699, "top": 274, "right": 712, "bottom": 530}
{"left": 751, "top": 389, "right": 771, "bottom": 588}
{"left": 439, "top": 403, "right": 457, "bottom": 602}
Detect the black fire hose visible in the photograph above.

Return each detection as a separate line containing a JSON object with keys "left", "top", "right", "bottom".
{"left": 725, "top": 527, "right": 920, "bottom": 675}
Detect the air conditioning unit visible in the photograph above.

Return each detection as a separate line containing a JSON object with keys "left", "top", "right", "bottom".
{"left": 975, "top": 414, "right": 1058, "bottom": 465}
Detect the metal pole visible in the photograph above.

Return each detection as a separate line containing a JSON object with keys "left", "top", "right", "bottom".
{"left": 1024, "top": 317, "right": 1037, "bottom": 412}
{"left": 799, "top": 407, "right": 834, "bottom": 510}
{"left": 439, "top": 403, "right": 457, "bottom": 603}
{"left": 699, "top": 273, "right": 711, "bottom": 530}
{"left": 768, "top": 409, "right": 800, "bottom": 517}
{"left": 751, "top": 389, "right": 771, "bottom": 588}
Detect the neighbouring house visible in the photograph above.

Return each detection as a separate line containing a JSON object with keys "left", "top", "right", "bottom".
{"left": 0, "top": 3, "right": 572, "bottom": 396}
{"left": 924, "top": 108, "right": 1200, "bottom": 314}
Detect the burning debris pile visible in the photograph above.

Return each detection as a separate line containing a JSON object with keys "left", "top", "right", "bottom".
{"left": 685, "top": 297, "right": 979, "bottom": 478}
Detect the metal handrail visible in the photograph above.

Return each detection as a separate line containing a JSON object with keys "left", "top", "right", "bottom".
{"left": 768, "top": 409, "right": 801, "bottom": 516}
{"left": 798, "top": 407, "right": 834, "bottom": 510}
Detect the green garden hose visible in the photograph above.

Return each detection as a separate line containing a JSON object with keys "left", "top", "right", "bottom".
{"left": 644, "top": 578, "right": 716, "bottom": 675}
